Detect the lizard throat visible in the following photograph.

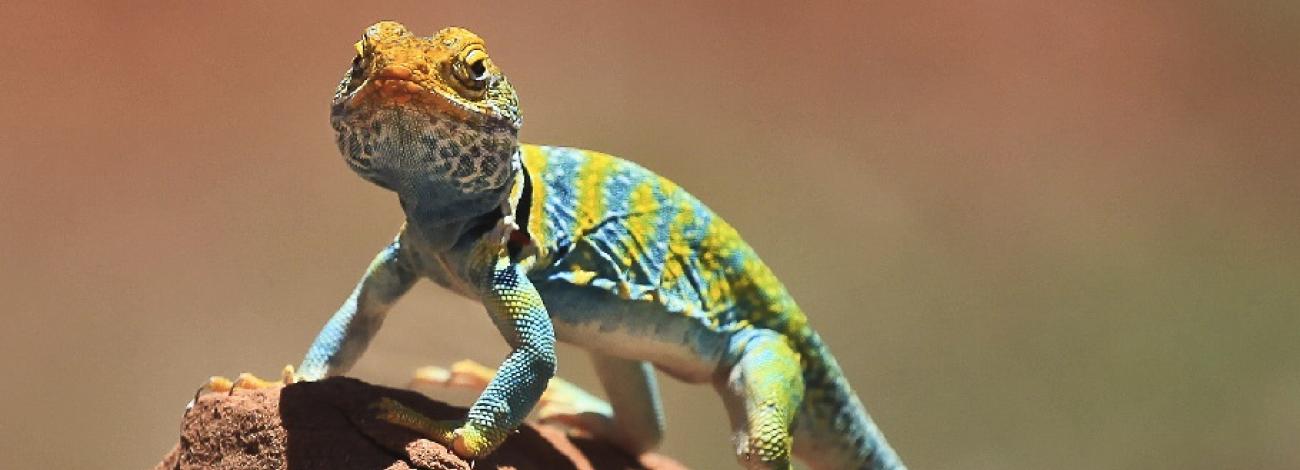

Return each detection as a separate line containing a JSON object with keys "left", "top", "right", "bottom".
{"left": 332, "top": 104, "right": 519, "bottom": 196}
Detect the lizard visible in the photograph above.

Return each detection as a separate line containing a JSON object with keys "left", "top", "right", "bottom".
{"left": 207, "top": 21, "right": 906, "bottom": 470}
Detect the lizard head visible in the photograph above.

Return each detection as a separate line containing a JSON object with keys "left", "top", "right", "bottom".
{"left": 330, "top": 21, "right": 522, "bottom": 202}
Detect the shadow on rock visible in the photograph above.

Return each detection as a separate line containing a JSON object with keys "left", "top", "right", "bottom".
{"left": 157, "top": 377, "right": 686, "bottom": 470}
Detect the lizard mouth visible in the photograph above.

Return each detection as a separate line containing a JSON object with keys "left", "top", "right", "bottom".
{"left": 336, "top": 64, "right": 505, "bottom": 128}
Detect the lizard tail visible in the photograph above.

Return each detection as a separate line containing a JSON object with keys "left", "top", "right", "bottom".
{"left": 792, "top": 331, "right": 907, "bottom": 470}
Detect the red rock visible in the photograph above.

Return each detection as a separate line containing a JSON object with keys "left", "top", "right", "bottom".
{"left": 157, "top": 377, "right": 687, "bottom": 470}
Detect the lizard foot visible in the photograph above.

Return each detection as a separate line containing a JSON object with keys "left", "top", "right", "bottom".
{"left": 371, "top": 396, "right": 498, "bottom": 458}
{"left": 187, "top": 364, "right": 298, "bottom": 414}
{"left": 205, "top": 364, "right": 298, "bottom": 394}
{"left": 409, "top": 360, "right": 615, "bottom": 437}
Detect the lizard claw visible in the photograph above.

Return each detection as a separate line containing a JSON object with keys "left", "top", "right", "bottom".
{"left": 204, "top": 364, "right": 298, "bottom": 395}
{"left": 187, "top": 365, "right": 295, "bottom": 416}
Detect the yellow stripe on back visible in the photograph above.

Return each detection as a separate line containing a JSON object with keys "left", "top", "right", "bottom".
{"left": 574, "top": 150, "right": 616, "bottom": 233}
{"left": 623, "top": 179, "right": 659, "bottom": 266}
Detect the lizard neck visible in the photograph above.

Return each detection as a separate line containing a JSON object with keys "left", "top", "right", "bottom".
{"left": 396, "top": 149, "right": 524, "bottom": 252}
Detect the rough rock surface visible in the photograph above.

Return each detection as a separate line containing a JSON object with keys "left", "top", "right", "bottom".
{"left": 157, "top": 377, "right": 687, "bottom": 470}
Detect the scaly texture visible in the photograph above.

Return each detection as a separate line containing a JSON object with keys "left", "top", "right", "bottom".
{"left": 220, "top": 20, "right": 905, "bottom": 470}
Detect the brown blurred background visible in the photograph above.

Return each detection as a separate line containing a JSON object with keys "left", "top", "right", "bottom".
{"left": 2, "top": 1, "right": 1298, "bottom": 468}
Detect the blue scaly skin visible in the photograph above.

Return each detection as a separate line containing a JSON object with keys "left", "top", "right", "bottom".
{"left": 209, "top": 21, "right": 905, "bottom": 469}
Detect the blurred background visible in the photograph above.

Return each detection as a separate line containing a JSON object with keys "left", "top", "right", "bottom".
{"left": 2, "top": 1, "right": 1298, "bottom": 468}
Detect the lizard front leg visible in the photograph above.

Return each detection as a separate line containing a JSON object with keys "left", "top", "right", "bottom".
{"left": 378, "top": 254, "right": 556, "bottom": 458}
{"left": 206, "top": 237, "right": 417, "bottom": 392}
{"left": 297, "top": 238, "right": 418, "bottom": 381}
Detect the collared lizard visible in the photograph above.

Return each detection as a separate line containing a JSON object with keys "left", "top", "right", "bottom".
{"left": 208, "top": 21, "right": 905, "bottom": 470}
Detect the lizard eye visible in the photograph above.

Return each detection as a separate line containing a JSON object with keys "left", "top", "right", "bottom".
{"left": 469, "top": 56, "right": 488, "bottom": 81}
{"left": 349, "top": 54, "right": 366, "bottom": 77}
{"left": 455, "top": 47, "right": 491, "bottom": 90}
{"left": 348, "top": 39, "right": 371, "bottom": 81}
{"left": 338, "top": 51, "right": 371, "bottom": 98}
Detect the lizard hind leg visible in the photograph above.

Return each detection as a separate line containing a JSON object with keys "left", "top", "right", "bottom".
{"left": 409, "top": 358, "right": 668, "bottom": 456}
{"left": 583, "top": 354, "right": 665, "bottom": 454}
{"left": 715, "top": 330, "right": 805, "bottom": 470}
{"left": 408, "top": 359, "right": 618, "bottom": 436}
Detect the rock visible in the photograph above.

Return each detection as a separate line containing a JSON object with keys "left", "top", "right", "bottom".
{"left": 157, "top": 377, "right": 687, "bottom": 470}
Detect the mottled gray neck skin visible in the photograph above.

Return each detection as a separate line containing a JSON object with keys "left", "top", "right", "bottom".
{"left": 394, "top": 167, "right": 513, "bottom": 251}
{"left": 332, "top": 105, "right": 520, "bottom": 251}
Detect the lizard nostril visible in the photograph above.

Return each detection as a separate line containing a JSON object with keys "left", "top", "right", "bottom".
{"left": 378, "top": 65, "right": 413, "bottom": 80}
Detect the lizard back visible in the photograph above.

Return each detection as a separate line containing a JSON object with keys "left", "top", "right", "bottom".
{"left": 518, "top": 145, "right": 807, "bottom": 339}
{"left": 517, "top": 144, "right": 897, "bottom": 468}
